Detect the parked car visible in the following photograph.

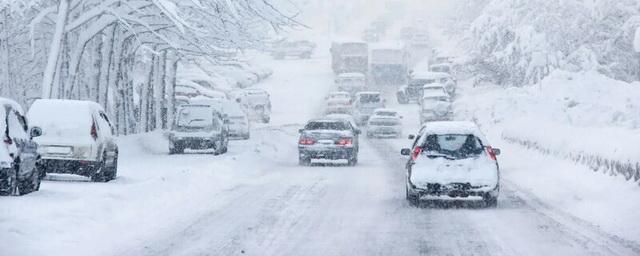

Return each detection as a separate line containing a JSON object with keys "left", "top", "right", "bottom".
{"left": 224, "top": 102, "right": 250, "bottom": 140}
{"left": 367, "top": 116, "right": 402, "bottom": 138}
{"left": 420, "top": 91, "right": 452, "bottom": 124}
{"left": 401, "top": 121, "right": 501, "bottom": 207}
{"left": 28, "top": 99, "right": 118, "bottom": 182}
{"left": 0, "top": 98, "right": 41, "bottom": 195}
{"left": 271, "top": 40, "right": 316, "bottom": 59}
{"left": 352, "top": 91, "right": 385, "bottom": 125}
{"left": 233, "top": 88, "right": 271, "bottom": 123}
{"left": 326, "top": 91, "right": 351, "bottom": 102}
{"left": 298, "top": 119, "right": 360, "bottom": 166}
{"left": 169, "top": 104, "right": 229, "bottom": 155}
{"left": 398, "top": 71, "right": 455, "bottom": 104}
{"left": 336, "top": 73, "right": 366, "bottom": 95}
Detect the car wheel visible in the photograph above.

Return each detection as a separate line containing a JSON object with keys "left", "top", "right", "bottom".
{"left": 103, "top": 153, "right": 118, "bottom": 182}
{"left": 169, "top": 143, "right": 184, "bottom": 155}
{"left": 347, "top": 155, "right": 358, "bottom": 166}
{"left": 0, "top": 167, "right": 18, "bottom": 196}
{"left": 406, "top": 185, "right": 419, "bottom": 207}
{"left": 18, "top": 167, "right": 40, "bottom": 195}
{"left": 262, "top": 116, "right": 270, "bottom": 123}
{"left": 299, "top": 155, "right": 311, "bottom": 166}
{"left": 484, "top": 195, "right": 498, "bottom": 208}
{"left": 90, "top": 156, "right": 108, "bottom": 182}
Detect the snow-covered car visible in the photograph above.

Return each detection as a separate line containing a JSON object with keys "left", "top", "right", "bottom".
{"left": 352, "top": 91, "right": 385, "bottom": 125}
{"left": 326, "top": 91, "right": 351, "bottom": 102}
{"left": 336, "top": 73, "right": 367, "bottom": 95}
{"left": 367, "top": 116, "right": 402, "bottom": 138}
{"left": 370, "top": 108, "right": 402, "bottom": 120}
{"left": 401, "top": 121, "right": 501, "bottom": 207}
{"left": 420, "top": 91, "right": 452, "bottom": 124}
{"left": 0, "top": 98, "right": 41, "bottom": 195}
{"left": 429, "top": 63, "right": 452, "bottom": 74}
{"left": 271, "top": 40, "right": 316, "bottom": 59}
{"left": 399, "top": 72, "right": 455, "bottom": 104}
{"left": 169, "top": 104, "right": 229, "bottom": 155}
{"left": 298, "top": 119, "right": 360, "bottom": 166}
{"left": 325, "top": 98, "right": 352, "bottom": 115}
{"left": 223, "top": 102, "right": 250, "bottom": 140}
{"left": 233, "top": 88, "right": 272, "bottom": 123}
{"left": 28, "top": 99, "right": 118, "bottom": 182}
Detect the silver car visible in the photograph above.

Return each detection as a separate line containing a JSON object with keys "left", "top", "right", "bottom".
{"left": 169, "top": 104, "right": 229, "bottom": 155}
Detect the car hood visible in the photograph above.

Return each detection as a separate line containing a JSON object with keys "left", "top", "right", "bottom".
{"left": 410, "top": 156, "right": 498, "bottom": 187}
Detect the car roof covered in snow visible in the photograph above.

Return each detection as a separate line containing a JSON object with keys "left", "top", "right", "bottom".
{"left": 423, "top": 83, "right": 445, "bottom": 88}
{"left": 422, "top": 90, "right": 450, "bottom": 98}
{"left": 374, "top": 108, "right": 398, "bottom": 113}
{"left": 422, "top": 121, "right": 488, "bottom": 141}
{"left": 29, "top": 99, "right": 102, "bottom": 112}
{"left": 338, "top": 72, "right": 366, "bottom": 78}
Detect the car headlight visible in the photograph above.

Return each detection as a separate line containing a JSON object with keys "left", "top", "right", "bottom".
{"left": 74, "top": 146, "right": 92, "bottom": 158}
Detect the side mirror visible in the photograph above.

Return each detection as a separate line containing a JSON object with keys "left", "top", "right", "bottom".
{"left": 298, "top": 129, "right": 304, "bottom": 134}
{"left": 493, "top": 148, "right": 501, "bottom": 156}
{"left": 400, "top": 148, "right": 411, "bottom": 156}
{"left": 408, "top": 134, "right": 415, "bottom": 140}
{"left": 30, "top": 127, "right": 42, "bottom": 138}
{"left": 355, "top": 129, "right": 361, "bottom": 135}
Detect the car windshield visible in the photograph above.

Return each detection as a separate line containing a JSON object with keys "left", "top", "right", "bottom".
{"left": 375, "top": 111, "right": 396, "bottom": 117}
{"left": 358, "top": 94, "right": 381, "bottom": 104}
{"left": 305, "top": 121, "right": 350, "bottom": 131}
{"left": 421, "top": 134, "right": 484, "bottom": 159}
{"left": 176, "top": 106, "right": 214, "bottom": 129}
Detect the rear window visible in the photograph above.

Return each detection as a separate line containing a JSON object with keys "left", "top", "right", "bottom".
{"left": 375, "top": 111, "right": 396, "bottom": 117}
{"left": 176, "top": 106, "right": 215, "bottom": 129}
{"left": 305, "top": 121, "right": 350, "bottom": 131}
{"left": 358, "top": 94, "right": 381, "bottom": 104}
{"left": 370, "top": 119, "right": 399, "bottom": 126}
{"left": 27, "top": 101, "right": 94, "bottom": 135}
{"left": 420, "top": 134, "right": 484, "bottom": 159}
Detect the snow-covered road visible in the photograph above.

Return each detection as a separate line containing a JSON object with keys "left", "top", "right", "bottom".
{"left": 2, "top": 54, "right": 639, "bottom": 256}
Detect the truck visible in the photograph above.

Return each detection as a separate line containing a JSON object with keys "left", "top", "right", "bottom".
{"left": 370, "top": 48, "right": 408, "bottom": 86}
{"left": 330, "top": 41, "right": 369, "bottom": 74}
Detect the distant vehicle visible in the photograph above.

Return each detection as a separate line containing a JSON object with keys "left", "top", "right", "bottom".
{"left": 169, "top": 104, "right": 229, "bottom": 155}
{"left": 233, "top": 88, "right": 271, "bottom": 123}
{"left": 28, "top": 99, "right": 118, "bottom": 182}
{"left": 271, "top": 40, "right": 316, "bottom": 59}
{"left": 325, "top": 98, "right": 352, "bottom": 115}
{"left": 298, "top": 119, "right": 360, "bottom": 166}
{"left": 352, "top": 92, "right": 385, "bottom": 125}
{"left": 371, "top": 108, "right": 402, "bottom": 120}
{"left": 0, "top": 98, "right": 41, "bottom": 195}
{"left": 419, "top": 91, "right": 452, "bottom": 124}
{"left": 177, "top": 79, "right": 227, "bottom": 100}
{"left": 326, "top": 91, "right": 351, "bottom": 102}
{"left": 397, "top": 71, "right": 456, "bottom": 104}
{"left": 401, "top": 121, "right": 501, "bottom": 207}
{"left": 331, "top": 41, "right": 369, "bottom": 74}
{"left": 336, "top": 73, "right": 366, "bottom": 95}
{"left": 367, "top": 115, "right": 402, "bottom": 138}
{"left": 222, "top": 102, "right": 250, "bottom": 140}
{"left": 370, "top": 48, "right": 408, "bottom": 85}
{"left": 429, "top": 63, "right": 452, "bottom": 74}
{"left": 422, "top": 83, "right": 448, "bottom": 96}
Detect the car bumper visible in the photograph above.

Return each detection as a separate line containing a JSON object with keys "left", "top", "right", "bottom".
{"left": 299, "top": 147, "right": 355, "bottom": 160}
{"left": 409, "top": 181, "right": 500, "bottom": 199}
{"left": 40, "top": 159, "right": 100, "bottom": 176}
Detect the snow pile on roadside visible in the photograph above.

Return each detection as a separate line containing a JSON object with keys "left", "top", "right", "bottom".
{"left": 456, "top": 70, "right": 640, "bottom": 169}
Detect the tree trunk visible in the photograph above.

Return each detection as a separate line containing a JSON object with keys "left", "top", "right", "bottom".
{"left": 1, "top": 8, "right": 12, "bottom": 99}
{"left": 154, "top": 51, "right": 167, "bottom": 130}
{"left": 41, "top": 0, "right": 70, "bottom": 99}
{"left": 165, "top": 51, "right": 178, "bottom": 130}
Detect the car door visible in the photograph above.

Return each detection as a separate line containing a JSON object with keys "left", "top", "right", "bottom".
{"left": 7, "top": 107, "right": 37, "bottom": 177}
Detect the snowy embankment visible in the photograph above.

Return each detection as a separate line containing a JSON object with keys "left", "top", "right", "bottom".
{"left": 455, "top": 70, "right": 640, "bottom": 241}
{"left": 0, "top": 126, "right": 298, "bottom": 256}
{"left": 457, "top": 70, "right": 640, "bottom": 184}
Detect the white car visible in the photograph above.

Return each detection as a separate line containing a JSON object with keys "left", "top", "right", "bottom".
{"left": 367, "top": 116, "right": 402, "bottom": 138}
{"left": 420, "top": 91, "right": 452, "bottom": 124}
{"left": 28, "top": 99, "right": 118, "bottom": 182}
{"left": 336, "top": 73, "right": 366, "bottom": 95}
{"left": 325, "top": 98, "right": 352, "bottom": 115}
{"left": 352, "top": 92, "right": 385, "bottom": 125}
{"left": 233, "top": 88, "right": 271, "bottom": 123}
{"left": 402, "top": 121, "right": 501, "bottom": 207}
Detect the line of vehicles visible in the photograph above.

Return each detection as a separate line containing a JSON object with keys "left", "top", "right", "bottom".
{"left": 0, "top": 85, "right": 272, "bottom": 196}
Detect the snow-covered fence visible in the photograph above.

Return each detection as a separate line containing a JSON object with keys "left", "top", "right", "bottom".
{"left": 502, "top": 134, "right": 640, "bottom": 185}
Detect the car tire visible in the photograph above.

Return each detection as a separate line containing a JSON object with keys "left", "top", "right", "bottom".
{"left": 483, "top": 195, "right": 498, "bottom": 208}
{"left": 169, "top": 143, "right": 184, "bottom": 155}
{"left": 90, "top": 156, "right": 108, "bottom": 182}
{"left": 18, "top": 167, "right": 40, "bottom": 195}
{"left": 103, "top": 153, "right": 118, "bottom": 182}
{"left": 406, "top": 185, "right": 419, "bottom": 207}
{"left": 347, "top": 155, "right": 358, "bottom": 166}
{"left": 299, "top": 155, "right": 311, "bottom": 166}
{"left": 262, "top": 116, "right": 270, "bottom": 123}
{"left": 0, "top": 166, "right": 18, "bottom": 196}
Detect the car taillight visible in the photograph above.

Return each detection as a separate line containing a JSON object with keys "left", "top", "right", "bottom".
{"left": 91, "top": 121, "right": 98, "bottom": 140}
{"left": 411, "top": 146, "right": 422, "bottom": 161}
{"left": 299, "top": 137, "right": 315, "bottom": 145}
{"left": 335, "top": 138, "right": 352, "bottom": 145}
{"left": 486, "top": 146, "right": 497, "bottom": 161}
